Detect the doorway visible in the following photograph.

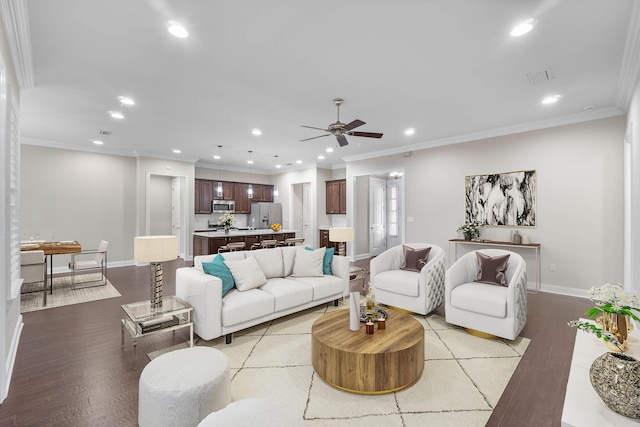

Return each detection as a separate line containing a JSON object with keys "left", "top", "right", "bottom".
{"left": 292, "top": 182, "right": 313, "bottom": 246}
{"left": 147, "top": 173, "right": 187, "bottom": 259}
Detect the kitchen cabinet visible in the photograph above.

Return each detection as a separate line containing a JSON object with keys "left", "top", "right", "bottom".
{"left": 234, "top": 183, "right": 251, "bottom": 213}
{"left": 326, "top": 179, "right": 346, "bottom": 214}
{"left": 319, "top": 229, "right": 343, "bottom": 253}
{"left": 213, "top": 181, "right": 234, "bottom": 200}
{"left": 193, "top": 235, "right": 210, "bottom": 257}
{"left": 195, "top": 179, "right": 213, "bottom": 214}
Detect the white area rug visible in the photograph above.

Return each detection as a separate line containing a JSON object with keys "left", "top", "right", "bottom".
{"left": 149, "top": 301, "right": 530, "bottom": 426}
{"left": 20, "top": 273, "right": 121, "bottom": 313}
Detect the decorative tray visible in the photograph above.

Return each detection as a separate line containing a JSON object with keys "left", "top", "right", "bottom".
{"left": 360, "top": 309, "right": 387, "bottom": 323}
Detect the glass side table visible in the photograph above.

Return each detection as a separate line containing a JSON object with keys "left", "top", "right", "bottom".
{"left": 121, "top": 295, "right": 194, "bottom": 370}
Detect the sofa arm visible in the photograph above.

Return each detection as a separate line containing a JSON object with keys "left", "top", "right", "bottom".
{"left": 330, "top": 255, "right": 350, "bottom": 297}
{"left": 175, "top": 267, "right": 223, "bottom": 341}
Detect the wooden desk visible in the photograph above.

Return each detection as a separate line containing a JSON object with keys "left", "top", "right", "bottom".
{"left": 21, "top": 241, "right": 82, "bottom": 294}
{"left": 449, "top": 239, "right": 541, "bottom": 292}
{"left": 311, "top": 308, "right": 424, "bottom": 394}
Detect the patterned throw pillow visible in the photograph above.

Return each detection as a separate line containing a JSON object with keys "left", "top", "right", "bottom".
{"left": 475, "top": 252, "right": 510, "bottom": 286}
{"left": 400, "top": 245, "right": 431, "bottom": 272}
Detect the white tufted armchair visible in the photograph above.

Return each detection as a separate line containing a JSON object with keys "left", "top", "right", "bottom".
{"left": 370, "top": 243, "right": 446, "bottom": 315}
{"left": 445, "top": 249, "right": 527, "bottom": 340}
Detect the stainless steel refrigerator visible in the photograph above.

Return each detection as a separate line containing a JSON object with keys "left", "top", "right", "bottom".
{"left": 249, "top": 203, "right": 282, "bottom": 229}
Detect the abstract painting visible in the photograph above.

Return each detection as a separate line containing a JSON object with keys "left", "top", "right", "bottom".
{"left": 464, "top": 170, "right": 536, "bottom": 227}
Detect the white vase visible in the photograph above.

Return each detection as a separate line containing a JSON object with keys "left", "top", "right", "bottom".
{"left": 349, "top": 292, "right": 360, "bottom": 331}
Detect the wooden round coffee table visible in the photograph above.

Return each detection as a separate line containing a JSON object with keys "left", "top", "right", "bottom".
{"left": 311, "top": 308, "right": 424, "bottom": 394}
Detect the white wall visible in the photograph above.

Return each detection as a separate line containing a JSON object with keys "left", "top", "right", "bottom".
{"left": 21, "top": 145, "right": 137, "bottom": 267}
{"left": 626, "top": 76, "right": 640, "bottom": 294}
{"left": 348, "top": 116, "right": 626, "bottom": 295}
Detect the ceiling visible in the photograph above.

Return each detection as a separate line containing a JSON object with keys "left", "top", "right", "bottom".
{"left": 14, "top": 0, "right": 637, "bottom": 174}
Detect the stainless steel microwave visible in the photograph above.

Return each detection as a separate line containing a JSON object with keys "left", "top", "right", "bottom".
{"left": 212, "top": 200, "right": 235, "bottom": 213}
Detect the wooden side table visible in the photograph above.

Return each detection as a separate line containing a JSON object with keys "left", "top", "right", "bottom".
{"left": 311, "top": 308, "right": 424, "bottom": 394}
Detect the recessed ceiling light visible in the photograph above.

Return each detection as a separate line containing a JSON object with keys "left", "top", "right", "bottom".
{"left": 541, "top": 95, "right": 561, "bottom": 105}
{"left": 168, "top": 21, "right": 188, "bottom": 38}
{"left": 318, "top": 155, "right": 325, "bottom": 160}
{"left": 511, "top": 19, "right": 535, "bottom": 37}
{"left": 404, "top": 128, "right": 415, "bottom": 136}
{"left": 109, "top": 111, "right": 124, "bottom": 119}
{"left": 326, "top": 147, "right": 334, "bottom": 153}
{"left": 92, "top": 140, "right": 104, "bottom": 145}
{"left": 296, "top": 160, "right": 302, "bottom": 164}
{"left": 173, "top": 149, "right": 181, "bottom": 154}
{"left": 276, "top": 164, "right": 282, "bottom": 168}
{"left": 118, "top": 96, "right": 135, "bottom": 106}
{"left": 251, "top": 128, "right": 262, "bottom": 136}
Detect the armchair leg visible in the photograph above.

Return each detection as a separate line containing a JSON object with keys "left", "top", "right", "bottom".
{"left": 225, "top": 334, "right": 232, "bottom": 344}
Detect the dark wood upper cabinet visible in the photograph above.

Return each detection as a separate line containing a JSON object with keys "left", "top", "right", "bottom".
{"left": 326, "top": 179, "right": 346, "bottom": 214}
{"left": 195, "top": 180, "right": 275, "bottom": 213}
{"left": 195, "top": 179, "right": 213, "bottom": 214}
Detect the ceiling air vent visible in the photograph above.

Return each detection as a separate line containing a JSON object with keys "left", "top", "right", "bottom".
{"left": 98, "top": 129, "right": 112, "bottom": 136}
{"left": 526, "top": 70, "right": 553, "bottom": 85}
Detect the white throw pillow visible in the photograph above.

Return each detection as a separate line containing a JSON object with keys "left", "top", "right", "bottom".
{"left": 292, "top": 247, "right": 325, "bottom": 277}
{"left": 224, "top": 256, "right": 267, "bottom": 291}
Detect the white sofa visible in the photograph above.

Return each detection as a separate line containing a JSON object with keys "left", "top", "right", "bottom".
{"left": 370, "top": 243, "right": 446, "bottom": 315}
{"left": 176, "top": 246, "right": 350, "bottom": 343}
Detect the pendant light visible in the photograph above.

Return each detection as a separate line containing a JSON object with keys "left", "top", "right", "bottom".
{"left": 216, "top": 145, "right": 223, "bottom": 198}
{"left": 273, "top": 155, "right": 280, "bottom": 200}
{"left": 247, "top": 150, "right": 254, "bottom": 199}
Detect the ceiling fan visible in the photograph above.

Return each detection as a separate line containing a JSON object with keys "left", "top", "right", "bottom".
{"left": 300, "top": 98, "right": 383, "bottom": 147}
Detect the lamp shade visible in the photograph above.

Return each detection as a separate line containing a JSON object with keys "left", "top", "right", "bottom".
{"left": 134, "top": 235, "right": 178, "bottom": 262}
{"left": 329, "top": 227, "right": 354, "bottom": 243}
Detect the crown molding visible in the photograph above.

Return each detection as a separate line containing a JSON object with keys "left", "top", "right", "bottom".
{"left": 616, "top": 1, "right": 640, "bottom": 111}
{"left": 342, "top": 107, "right": 624, "bottom": 163}
{"left": 0, "top": 0, "right": 34, "bottom": 89}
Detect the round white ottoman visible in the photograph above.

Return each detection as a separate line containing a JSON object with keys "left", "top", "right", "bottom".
{"left": 139, "top": 347, "right": 231, "bottom": 427}
{"left": 198, "top": 398, "right": 306, "bottom": 426}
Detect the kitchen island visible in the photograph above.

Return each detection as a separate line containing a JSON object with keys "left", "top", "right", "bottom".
{"left": 193, "top": 229, "right": 299, "bottom": 256}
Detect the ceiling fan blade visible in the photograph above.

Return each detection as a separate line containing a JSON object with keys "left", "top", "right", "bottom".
{"left": 300, "top": 134, "right": 331, "bottom": 142}
{"left": 301, "top": 125, "right": 330, "bottom": 132}
{"left": 349, "top": 131, "right": 383, "bottom": 139}
{"left": 336, "top": 134, "right": 349, "bottom": 147}
{"left": 343, "top": 119, "right": 365, "bottom": 131}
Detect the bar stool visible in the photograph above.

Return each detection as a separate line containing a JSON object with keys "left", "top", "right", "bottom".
{"left": 283, "top": 238, "right": 305, "bottom": 246}
{"left": 259, "top": 240, "right": 278, "bottom": 249}
{"left": 218, "top": 242, "right": 246, "bottom": 253}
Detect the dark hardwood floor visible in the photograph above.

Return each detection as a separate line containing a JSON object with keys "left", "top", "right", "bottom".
{"left": 0, "top": 258, "right": 592, "bottom": 426}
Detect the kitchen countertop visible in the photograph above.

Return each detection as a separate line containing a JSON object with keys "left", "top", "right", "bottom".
{"left": 194, "top": 229, "right": 298, "bottom": 238}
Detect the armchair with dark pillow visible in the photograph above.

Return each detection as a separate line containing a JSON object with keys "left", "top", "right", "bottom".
{"left": 445, "top": 249, "right": 527, "bottom": 340}
{"left": 370, "top": 243, "right": 446, "bottom": 315}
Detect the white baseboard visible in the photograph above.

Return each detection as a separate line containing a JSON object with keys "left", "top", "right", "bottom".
{"left": 3, "top": 314, "right": 23, "bottom": 403}
{"left": 355, "top": 253, "right": 371, "bottom": 261}
{"left": 538, "top": 283, "right": 590, "bottom": 299}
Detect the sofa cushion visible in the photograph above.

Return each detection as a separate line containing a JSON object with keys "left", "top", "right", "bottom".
{"left": 224, "top": 256, "right": 267, "bottom": 291}
{"left": 260, "top": 278, "right": 314, "bottom": 311}
{"left": 290, "top": 275, "right": 343, "bottom": 301}
{"left": 251, "top": 248, "right": 285, "bottom": 279}
{"left": 222, "top": 288, "right": 275, "bottom": 326}
{"left": 450, "top": 282, "right": 507, "bottom": 318}
{"left": 476, "top": 252, "right": 510, "bottom": 286}
{"left": 374, "top": 270, "right": 421, "bottom": 297}
{"left": 401, "top": 245, "right": 431, "bottom": 272}
{"left": 281, "top": 246, "right": 297, "bottom": 277}
{"left": 293, "top": 247, "right": 325, "bottom": 277}
{"left": 305, "top": 246, "right": 334, "bottom": 275}
{"left": 202, "top": 254, "right": 235, "bottom": 297}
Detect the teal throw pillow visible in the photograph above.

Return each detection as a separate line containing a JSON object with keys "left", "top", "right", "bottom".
{"left": 202, "top": 254, "right": 235, "bottom": 297}
{"left": 306, "top": 246, "right": 334, "bottom": 275}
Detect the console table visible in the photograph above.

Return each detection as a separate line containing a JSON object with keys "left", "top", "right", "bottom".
{"left": 561, "top": 319, "right": 640, "bottom": 426}
{"left": 448, "top": 239, "right": 541, "bottom": 292}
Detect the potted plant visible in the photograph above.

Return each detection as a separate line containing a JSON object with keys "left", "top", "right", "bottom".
{"left": 457, "top": 220, "right": 483, "bottom": 240}
{"left": 218, "top": 213, "right": 236, "bottom": 233}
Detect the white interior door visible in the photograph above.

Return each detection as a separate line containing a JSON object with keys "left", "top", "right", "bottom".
{"left": 171, "top": 177, "right": 183, "bottom": 258}
{"left": 369, "top": 177, "right": 386, "bottom": 256}
{"left": 302, "top": 182, "right": 313, "bottom": 246}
